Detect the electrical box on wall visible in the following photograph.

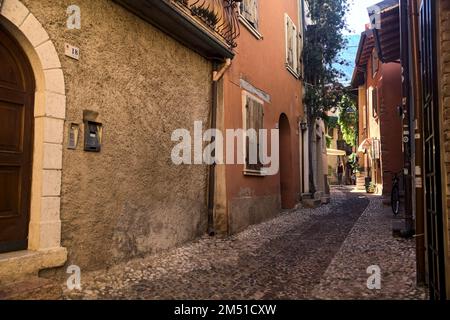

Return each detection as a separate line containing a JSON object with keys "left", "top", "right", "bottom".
{"left": 84, "top": 121, "right": 102, "bottom": 152}
{"left": 68, "top": 123, "right": 80, "bottom": 149}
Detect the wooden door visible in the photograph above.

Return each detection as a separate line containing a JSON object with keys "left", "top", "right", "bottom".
{"left": 0, "top": 25, "right": 35, "bottom": 253}
{"left": 420, "top": 0, "right": 447, "bottom": 300}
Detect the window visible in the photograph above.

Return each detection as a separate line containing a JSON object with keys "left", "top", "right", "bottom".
{"left": 244, "top": 94, "right": 264, "bottom": 173}
{"left": 372, "top": 87, "right": 378, "bottom": 118}
{"left": 363, "top": 105, "right": 367, "bottom": 129}
{"left": 285, "top": 14, "right": 298, "bottom": 76}
{"left": 240, "top": 0, "right": 259, "bottom": 30}
{"left": 372, "top": 49, "right": 379, "bottom": 78}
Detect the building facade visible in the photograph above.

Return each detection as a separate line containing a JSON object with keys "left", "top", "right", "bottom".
{"left": 0, "top": 0, "right": 240, "bottom": 283}
{"left": 436, "top": 0, "right": 450, "bottom": 299}
{"left": 353, "top": 27, "right": 403, "bottom": 196}
{"left": 369, "top": 0, "right": 450, "bottom": 299}
{"left": 213, "top": 0, "right": 305, "bottom": 234}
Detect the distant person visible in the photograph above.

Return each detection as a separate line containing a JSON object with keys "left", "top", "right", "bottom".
{"left": 337, "top": 162, "right": 344, "bottom": 186}
{"left": 346, "top": 161, "right": 353, "bottom": 185}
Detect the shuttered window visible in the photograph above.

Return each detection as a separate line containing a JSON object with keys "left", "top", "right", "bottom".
{"left": 245, "top": 95, "right": 264, "bottom": 172}
{"left": 372, "top": 87, "right": 378, "bottom": 118}
{"left": 240, "top": 0, "right": 259, "bottom": 30}
{"left": 285, "top": 14, "right": 298, "bottom": 74}
{"left": 372, "top": 49, "right": 379, "bottom": 78}
{"left": 363, "top": 105, "right": 367, "bottom": 130}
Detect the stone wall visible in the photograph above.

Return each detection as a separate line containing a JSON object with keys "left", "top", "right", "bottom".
{"left": 21, "top": 0, "right": 212, "bottom": 270}
{"left": 439, "top": 0, "right": 450, "bottom": 277}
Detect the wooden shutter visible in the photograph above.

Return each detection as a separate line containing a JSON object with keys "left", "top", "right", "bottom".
{"left": 285, "top": 14, "right": 298, "bottom": 72}
{"left": 242, "top": 0, "right": 258, "bottom": 29}
{"left": 255, "top": 101, "right": 264, "bottom": 171}
{"left": 245, "top": 96, "right": 264, "bottom": 172}
{"left": 372, "top": 50, "right": 379, "bottom": 77}
{"left": 372, "top": 87, "right": 378, "bottom": 117}
{"left": 245, "top": 97, "right": 254, "bottom": 170}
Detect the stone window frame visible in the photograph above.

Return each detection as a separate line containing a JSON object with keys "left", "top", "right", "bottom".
{"left": 285, "top": 13, "right": 299, "bottom": 78}
{"left": 238, "top": 0, "right": 263, "bottom": 40}
{"left": 0, "top": 0, "right": 66, "bottom": 281}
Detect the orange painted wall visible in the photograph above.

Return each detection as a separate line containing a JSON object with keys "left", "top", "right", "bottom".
{"left": 360, "top": 49, "right": 402, "bottom": 195}
{"left": 222, "top": 0, "right": 303, "bottom": 233}
{"left": 379, "top": 63, "right": 403, "bottom": 195}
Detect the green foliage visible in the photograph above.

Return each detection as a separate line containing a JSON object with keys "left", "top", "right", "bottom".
{"left": 337, "top": 93, "right": 358, "bottom": 147}
{"left": 303, "top": 0, "right": 350, "bottom": 193}
{"left": 326, "top": 116, "right": 339, "bottom": 129}
{"left": 303, "top": 0, "right": 350, "bottom": 120}
{"left": 326, "top": 134, "right": 332, "bottom": 148}
{"left": 347, "top": 152, "right": 360, "bottom": 173}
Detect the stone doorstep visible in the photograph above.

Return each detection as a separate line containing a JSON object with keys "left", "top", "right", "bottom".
{"left": 0, "top": 247, "right": 67, "bottom": 287}
{"left": 0, "top": 276, "right": 62, "bottom": 300}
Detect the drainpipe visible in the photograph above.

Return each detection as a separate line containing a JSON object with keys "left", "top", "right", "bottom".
{"left": 208, "top": 59, "right": 231, "bottom": 236}
{"left": 409, "top": 0, "right": 426, "bottom": 285}
{"left": 400, "top": 0, "right": 415, "bottom": 237}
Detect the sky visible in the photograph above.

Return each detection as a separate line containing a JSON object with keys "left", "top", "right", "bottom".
{"left": 345, "top": 0, "right": 381, "bottom": 35}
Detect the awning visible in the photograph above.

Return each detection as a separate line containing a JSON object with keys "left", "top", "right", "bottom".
{"left": 327, "top": 149, "right": 347, "bottom": 156}
{"left": 357, "top": 138, "right": 372, "bottom": 153}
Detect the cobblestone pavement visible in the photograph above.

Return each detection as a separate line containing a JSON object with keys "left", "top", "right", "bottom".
{"left": 61, "top": 187, "right": 426, "bottom": 300}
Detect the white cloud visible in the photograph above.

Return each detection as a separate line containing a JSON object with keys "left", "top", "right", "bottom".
{"left": 346, "top": 0, "right": 381, "bottom": 34}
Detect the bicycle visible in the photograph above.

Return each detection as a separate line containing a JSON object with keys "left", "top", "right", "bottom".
{"left": 390, "top": 172, "right": 400, "bottom": 215}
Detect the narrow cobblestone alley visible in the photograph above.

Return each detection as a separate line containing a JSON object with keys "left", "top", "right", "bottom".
{"left": 59, "top": 187, "right": 425, "bottom": 300}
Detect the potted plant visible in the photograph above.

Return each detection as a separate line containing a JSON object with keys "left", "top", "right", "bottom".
{"left": 366, "top": 182, "right": 376, "bottom": 194}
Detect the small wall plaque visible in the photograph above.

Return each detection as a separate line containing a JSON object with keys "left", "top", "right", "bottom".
{"left": 68, "top": 123, "right": 79, "bottom": 149}
{"left": 65, "top": 43, "right": 80, "bottom": 60}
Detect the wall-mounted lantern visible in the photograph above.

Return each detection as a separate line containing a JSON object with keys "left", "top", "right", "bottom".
{"left": 299, "top": 119, "right": 308, "bottom": 131}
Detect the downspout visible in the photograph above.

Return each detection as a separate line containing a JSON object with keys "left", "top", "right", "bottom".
{"left": 409, "top": 0, "right": 426, "bottom": 285}
{"left": 208, "top": 59, "right": 231, "bottom": 236}
{"left": 400, "top": 0, "right": 414, "bottom": 237}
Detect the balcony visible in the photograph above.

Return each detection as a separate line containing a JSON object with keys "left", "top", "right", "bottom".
{"left": 114, "top": 0, "right": 241, "bottom": 59}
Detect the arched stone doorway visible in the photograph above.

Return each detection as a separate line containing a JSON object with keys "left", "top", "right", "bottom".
{"left": 0, "top": 0, "right": 66, "bottom": 282}
{"left": 279, "top": 113, "right": 294, "bottom": 209}
{"left": 0, "top": 24, "right": 35, "bottom": 253}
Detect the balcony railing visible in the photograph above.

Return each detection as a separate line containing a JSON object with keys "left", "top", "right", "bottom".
{"left": 173, "top": 0, "right": 240, "bottom": 48}
{"left": 115, "top": 0, "right": 240, "bottom": 59}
